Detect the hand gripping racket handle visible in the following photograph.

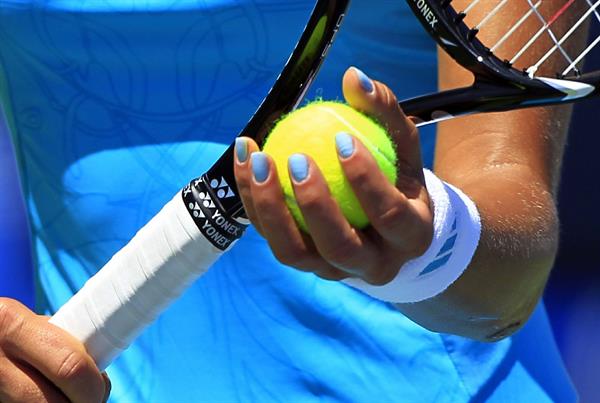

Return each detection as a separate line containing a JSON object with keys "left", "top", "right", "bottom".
{"left": 49, "top": 178, "right": 247, "bottom": 370}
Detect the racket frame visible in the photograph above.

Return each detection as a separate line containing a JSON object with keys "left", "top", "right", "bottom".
{"left": 402, "top": 0, "right": 599, "bottom": 125}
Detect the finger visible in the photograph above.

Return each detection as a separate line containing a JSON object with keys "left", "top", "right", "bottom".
{"left": 0, "top": 357, "right": 67, "bottom": 403}
{"left": 248, "top": 151, "right": 338, "bottom": 274}
{"left": 234, "top": 137, "right": 263, "bottom": 232}
{"left": 336, "top": 132, "right": 433, "bottom": 257}
{"left": 342, "top": 66, "right": 424, "bottom": 182}
{"left": 0, "top": 299, "right": 107, "bottom": 403}
{"left": 287, "top": 153, "right": 381, "bottom": 277}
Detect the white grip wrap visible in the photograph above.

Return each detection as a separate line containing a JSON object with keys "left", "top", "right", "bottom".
{"left": 344, "top": 169, "right": 481, "bottom": 303}
{"left": 49, "top": 192, "right": 234, "bottom": 370}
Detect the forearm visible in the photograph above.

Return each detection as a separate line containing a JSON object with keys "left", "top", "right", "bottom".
{"left": 397, "top": 105, "right": 570, "bottom": 341}
{"left": 398, "top": 162, "right": 559, "bottom": 341}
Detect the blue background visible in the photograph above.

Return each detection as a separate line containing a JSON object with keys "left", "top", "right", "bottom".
{"left": 543, "top": 19, "right": 600, "bottom": 402}
{"left": 0, "top": 15, "right": 598, "bottom": 402}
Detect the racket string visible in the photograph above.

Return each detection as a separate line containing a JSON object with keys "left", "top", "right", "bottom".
{"left": 472, "top": 0, "right": 508, "bottom": 31}
{"left": 461, "top": 0, "right": 600, "bottom": 78}
{"left": 522, "top": 0, "right": 579, "bottom": 76}
{"left": 561, "top": 0, "right": 600, "bottom": 75}
{"left": 527, "top": 0, "right": 600, "bottom": 76}
{"left": 490, "top": 1, "right": 542, "bottom": 53}
{"left": 463, "top": 0, "right": 483, "bottom": 15}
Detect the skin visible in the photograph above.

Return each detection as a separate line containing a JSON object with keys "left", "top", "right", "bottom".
{"left": 0, "top": 298, "right": 110, "bottom": 402}
{"left": 235, "top": 1, "right": 585, "bottom": 341}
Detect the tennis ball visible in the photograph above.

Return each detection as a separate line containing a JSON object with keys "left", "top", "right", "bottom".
{"left": 262, "top": 101, "right": 397, "bottom": 231}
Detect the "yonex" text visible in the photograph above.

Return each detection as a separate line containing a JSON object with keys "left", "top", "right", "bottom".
{"left": 211, "top": 210, "right": 242, "bottom": 237}
{"left": 202, "top": 220, "right": 232, "bottom": 248}
{"left": 411, "top": 0, "right": 438, "bottom": 28}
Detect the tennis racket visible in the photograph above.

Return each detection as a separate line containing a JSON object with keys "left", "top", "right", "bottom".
{"left": 50, "top": 0, "right": 600, "bottom": 370}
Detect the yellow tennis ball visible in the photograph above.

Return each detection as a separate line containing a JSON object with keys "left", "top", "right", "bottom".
{"left": 262, "top": 101, "right": 397, "bottom": 231}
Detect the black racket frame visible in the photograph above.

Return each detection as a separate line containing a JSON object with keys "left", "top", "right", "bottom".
{"left": 402, "top": 0, "right": 600, "bottom": 124}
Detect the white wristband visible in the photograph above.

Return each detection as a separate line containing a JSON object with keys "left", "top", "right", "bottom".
{"left": 343, "top": 169, "right": 481, "bottom": 303}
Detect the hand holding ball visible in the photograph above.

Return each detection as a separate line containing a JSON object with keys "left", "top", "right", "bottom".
{"left": 262, "top": 101, "right": 397, "bottom": 231}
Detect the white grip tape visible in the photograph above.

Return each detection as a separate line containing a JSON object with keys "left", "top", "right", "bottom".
{"left": 49, "top": 193, "right": 226, "bottom": 370}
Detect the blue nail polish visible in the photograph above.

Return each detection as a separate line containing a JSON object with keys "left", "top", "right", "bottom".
{"left": 235, "top": 138, "right": 248, "bottom": 163}
{"left": 353, "top": 67, "right": 373, "bottom": 93}
{"left": 335, "top": 132, "right": 355, "bottom": 158}
{"left": 251, "top": 152, "right": 270, "bottom": 183}
{"left": 288, "top": 154, "right": 309, "bottom": 182}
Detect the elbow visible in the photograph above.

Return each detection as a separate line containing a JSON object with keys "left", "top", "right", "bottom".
{"left": 422, "top": 310, "right": 533, "bottom": 343}
{"left": 472, "top": 317, "right": 528, "bottom": 343}
{"left": 405, "top": 284, "right": 544, "bottom": 343}
{"left": 420, "top": 316, "right": 527, "bottom": 343}
{"left": 455, "top": 292, "right": 542, "bottom": 342}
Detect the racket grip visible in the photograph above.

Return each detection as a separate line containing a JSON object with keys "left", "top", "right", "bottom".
{"left": 49, "top": 190, "right": 238, "bottom": 370}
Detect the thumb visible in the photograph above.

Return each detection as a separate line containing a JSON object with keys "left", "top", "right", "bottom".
{"left": 342, "top": 66, "right": 425, "bottom": 184}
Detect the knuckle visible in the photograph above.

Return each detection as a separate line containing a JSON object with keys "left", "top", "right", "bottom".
{"left": 0, "top": 300, "right": 15, "bottom": 331}
{"left": 363, "top": 264, "right": 397, "bottom": 286}
{"left": 56, "top": 350, "right": 92, "bottom": 383}
{"left": 375, "top": 203, "right": 409, "bottom": 232}
{"left": 272, "top": 244, "right": 308, "bottom": 267}
{"left": 253, "top": 190, "right": 280, "bottom": 211}
{"left": 321, "top": 236, "right": 358, "bottom": 264}
{"left": 0, "top": 299, "right": 25, "bottom": 342}
{"left": 54, "top": 351, "right": 106, "bottom": 402}
{"left": 315, "top": 268, "right": 348, "bottom": 281}
{"left": 295, "top": 190, "right": 323, "bottom": 213}
{"left": 0, "top": 298, "right": 19, "bottom": 322}
{"left": 343, "top": 166, "right": 370, "bottom": 185}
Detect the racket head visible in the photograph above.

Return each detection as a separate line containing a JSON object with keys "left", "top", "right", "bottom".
{"left": 403, "top": 0, "right": 600, "bottom": 124}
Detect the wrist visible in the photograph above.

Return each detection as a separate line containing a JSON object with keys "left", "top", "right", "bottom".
{"left": 343, "top": 169, "right": 481, "bottom": 303}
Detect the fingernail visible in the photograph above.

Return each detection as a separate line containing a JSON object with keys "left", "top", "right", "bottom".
{"left": 288, "top": 153, "right": 309, "bottom": 183}
{"left": 251, "top": 152, "right": 270, "bottom": 183}
{"left": 353, "top": 67, "right": 373, "bottom": 93}
{"left": 102, "top": 372, "right": 112, "bottom": 402}
{"left": 235, "top": 137, "right": 248, "bottom": 163}
{"left": 335, "top": 132, "right": 355, "bottom": 158}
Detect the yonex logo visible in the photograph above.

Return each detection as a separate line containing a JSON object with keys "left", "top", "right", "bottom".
{"left": 182, "top": 177, "right": 248, "bottom": 250}
{"left": 411, "top": 0, "right": 438, "bottom": 29}
{"left": 188, "top": 202, "right": 205, "bottom": 218}
{"left": 185, "top": 186, "right": 215, "bottom": 217}
{"left": 210, "top": 177, "right": 236, "bottom": 199}
{"left": 198, "top": 191, "right": 216, "bottom": 209}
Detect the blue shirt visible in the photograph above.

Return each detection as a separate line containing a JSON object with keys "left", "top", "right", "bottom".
{"left": 0, "top": 1, "right": 576, "bottom": 401}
